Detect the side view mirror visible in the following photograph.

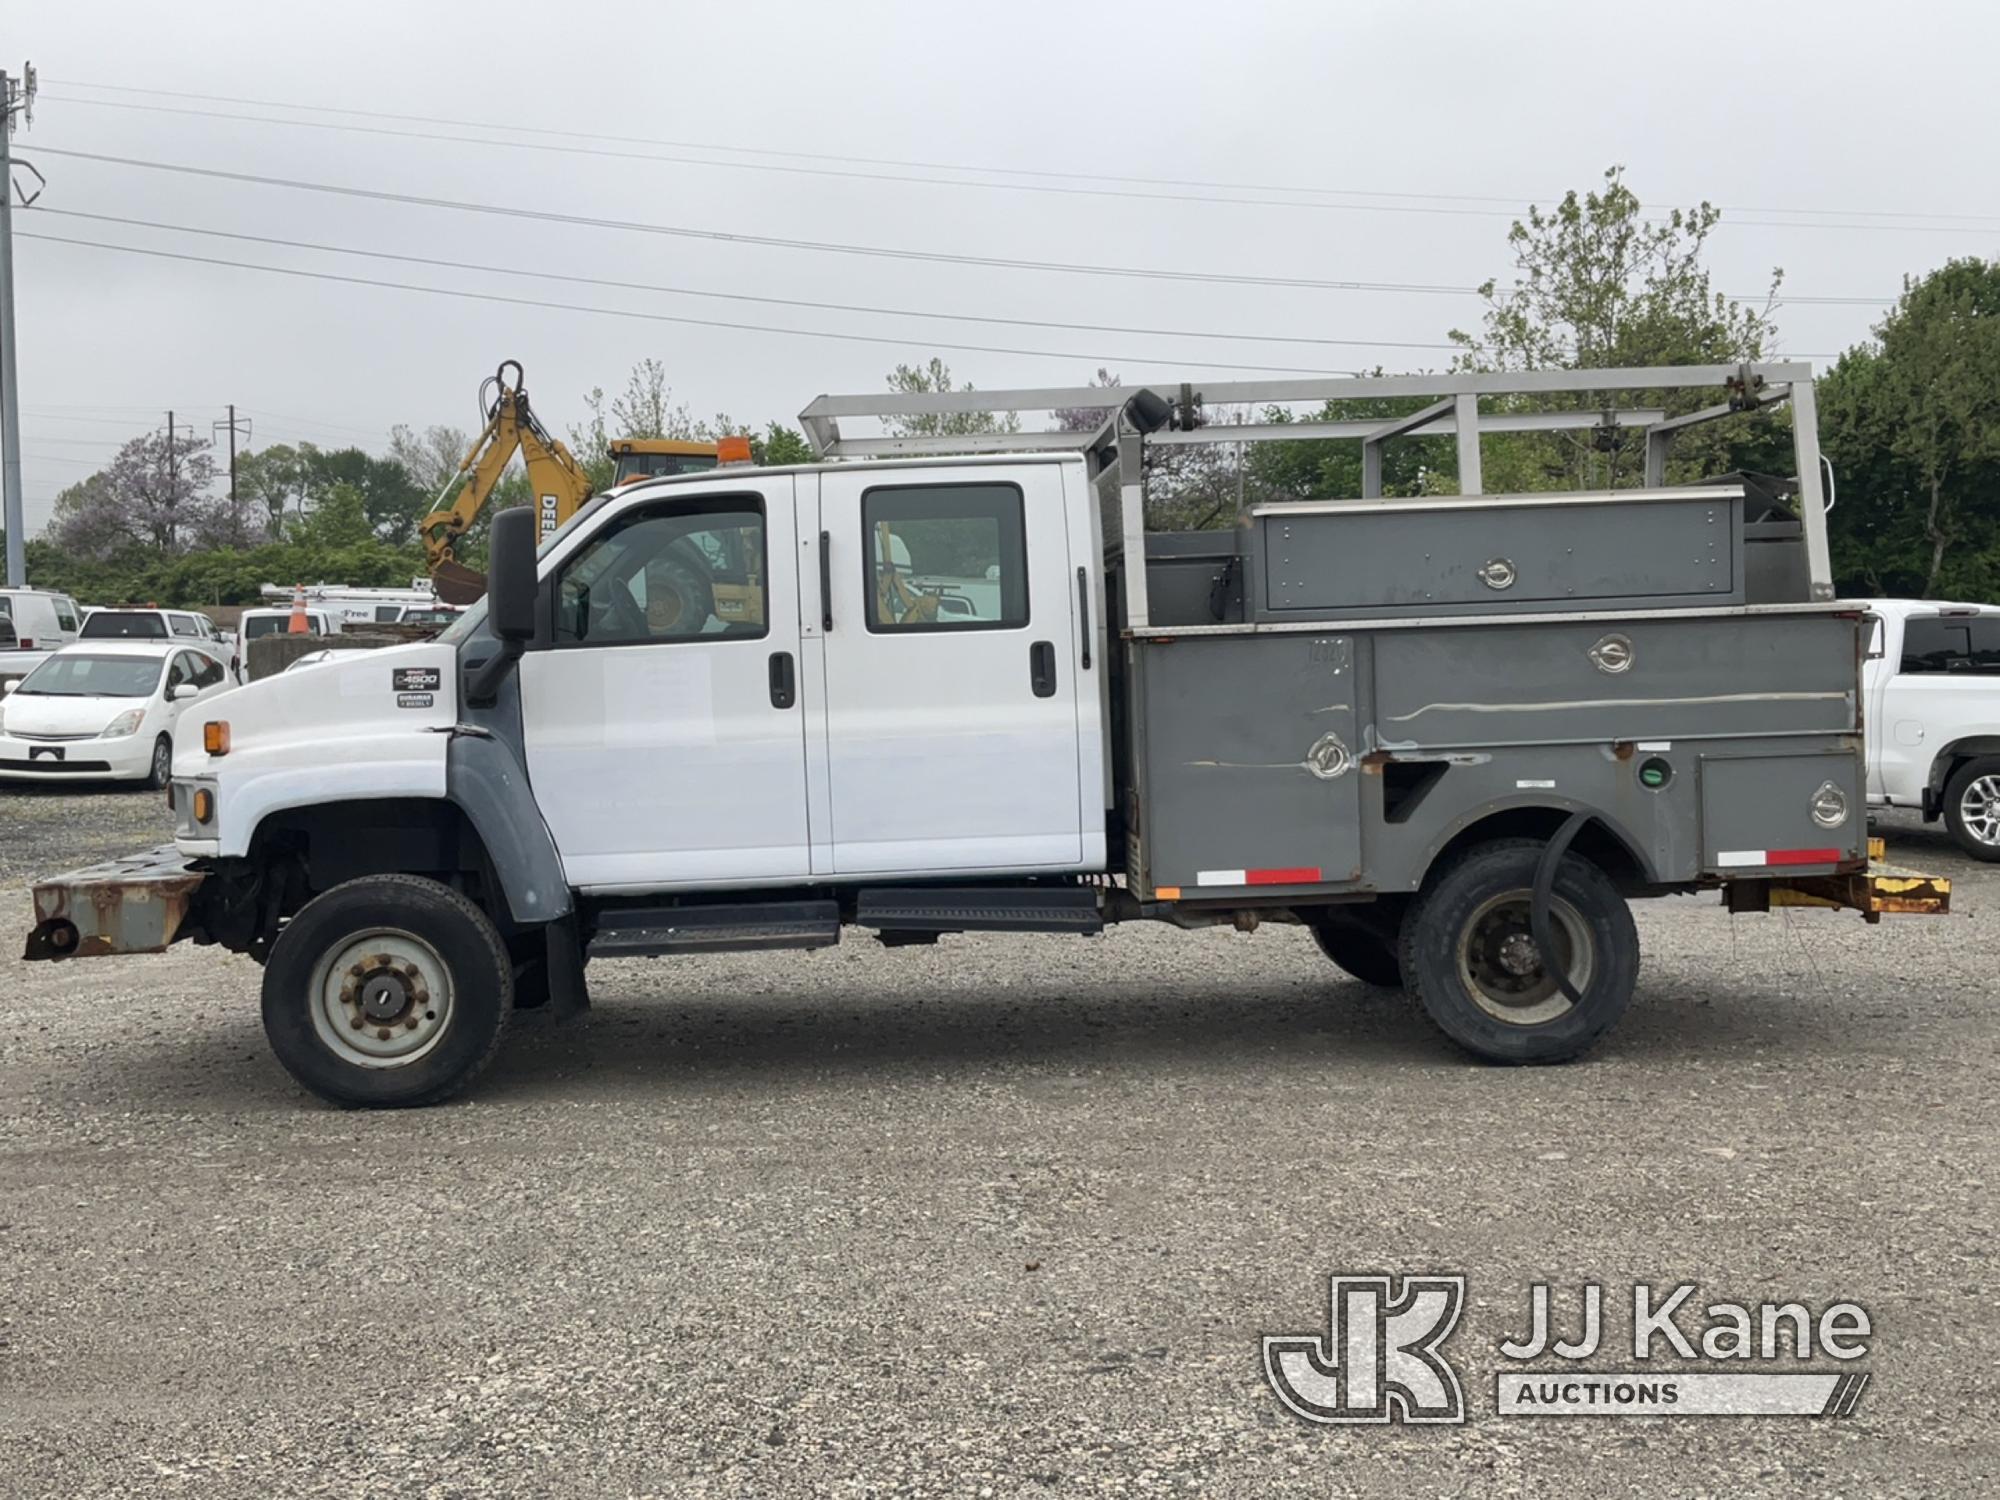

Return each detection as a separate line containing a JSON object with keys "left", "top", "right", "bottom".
{"left": 466, "top": 506, "right": 539, "bottom": 708}
{"left": 171, "top": 682, "right": 200, "bottom": 701}
{"left": 1, "top": 680, "right": 17, "bottom": 696}
{"left": 487, "top": 506, "right": 539, "bottom": 643}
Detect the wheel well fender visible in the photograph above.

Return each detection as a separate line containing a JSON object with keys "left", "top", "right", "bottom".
{"left": 1930, "top": 737, "right": 2000, "bottom": 793}
{"left": 1416, "top": 799, "right": 1656, "bottom": 891}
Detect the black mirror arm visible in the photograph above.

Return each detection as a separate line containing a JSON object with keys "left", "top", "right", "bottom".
{"left": 463, "top": 638, "right": 525, "bottom": 709}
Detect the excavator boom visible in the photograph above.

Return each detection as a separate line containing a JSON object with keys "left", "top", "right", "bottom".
{"left": 418, "top": 361, "right": 596, "bottom": 605}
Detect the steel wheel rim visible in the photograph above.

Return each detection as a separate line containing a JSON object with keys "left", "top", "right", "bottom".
{"left": 1455, "top": 888, "right": 1595, "bottom": 1026}
{"left": 1962, "top": 775, "right": 2000, "bottom": 847}
{"left": 307, "top": 927, "right": 455, "bottom": 1069}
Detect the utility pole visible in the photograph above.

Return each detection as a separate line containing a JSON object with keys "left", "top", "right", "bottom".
{"left": 1, "top": 63, "right": 39, "bottom": 587}
{"left": 213, "top": 405, "right": 251, "bottom": 508}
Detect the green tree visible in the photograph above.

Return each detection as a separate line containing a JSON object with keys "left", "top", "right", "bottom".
{"left": 1449, "top": 166, "right": 1785, "bottom": 493}
{"left": 1818, "top": 258, "right": 2000, "bottom": 597}
{"left": 882, "top": 357, "right": 1021, "bottom": 440}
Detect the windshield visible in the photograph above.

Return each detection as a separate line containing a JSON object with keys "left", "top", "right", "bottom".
{"left": 80, "top": 611, "right": 168, "bottom": 640}
{"left": 18, "top": 653, "right": 164, "bottom": 697}
{"left": 241, "top": 613, "right": 315, "bottom": 640}
{"left": 436, "top": 596, "right": 488, "bottom": 646}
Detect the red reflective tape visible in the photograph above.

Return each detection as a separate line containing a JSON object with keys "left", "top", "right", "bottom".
{"left": 1766, "top": 847, "right": 1843, "bottom": 866}
{"left": 1245, "top": 866, "right": 1322, "bottom": 885}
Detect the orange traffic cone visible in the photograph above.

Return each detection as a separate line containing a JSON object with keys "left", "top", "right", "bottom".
{"left": 287, "top": 583, "right": 310, "bottom": 635}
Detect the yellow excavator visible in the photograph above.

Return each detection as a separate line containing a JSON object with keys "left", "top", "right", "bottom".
{"left": 419, "top": 361, "right": 723, "bottom": 604}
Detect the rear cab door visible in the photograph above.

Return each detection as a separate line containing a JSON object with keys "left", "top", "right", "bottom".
{"left": 807, "top": 461, "right": 1097, "bottom": 876}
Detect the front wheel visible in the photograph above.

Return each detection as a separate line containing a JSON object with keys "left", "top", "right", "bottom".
{"left": 1942, "top": 757, "right": 2000, "bottom": 862}
{"left": 262, "top": 875, "right": 512, "bottom": 1107}
{"left": 1401, "top": 840, "right": 1639, "bottom": 1065}
{"left": 142, "top": 734, "right": 173, "bottom": 791}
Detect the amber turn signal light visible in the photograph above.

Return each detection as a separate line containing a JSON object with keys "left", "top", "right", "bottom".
{"left": 192, "top": 788, "right": 214, "bottom": 823}
{"left": 203, "top": 721, "right": 230, "bottom": 755}
{"left": 716, "top": 434, "right": 753, "bottom": 464}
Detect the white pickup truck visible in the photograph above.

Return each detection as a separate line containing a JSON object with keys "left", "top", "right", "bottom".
{"left": 1863, "top": 599, "right": 2000, "bottom": 859}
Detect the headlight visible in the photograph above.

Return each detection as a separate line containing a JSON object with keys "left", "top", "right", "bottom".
{"left": 102, "top": 707, "right": 147, "bottom": 738}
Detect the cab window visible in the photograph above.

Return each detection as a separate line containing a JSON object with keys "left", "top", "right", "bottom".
{"left": 552, "top": 497, "right": 767, "bottom": 646}
{"left": 166, "top": 653, "right": 196, "bottom": 692}
{"left": 54, "top": 598, "right": 79, "bottom": 632}
{"left": 170, "top": 615, "right": 200, "bottom": 637}
{"left": 861, "top": 483, "right": 1027, "bottom": 632}
{"left": 189, "top": 653, "right": 227, "bottom": 689}
{"left": 1899, "top": 617, "right": 1973, "bottom": 674}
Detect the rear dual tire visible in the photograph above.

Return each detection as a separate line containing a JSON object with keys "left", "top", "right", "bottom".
{"left": 1400, "top": 840, "right": 1639, "bottom": 1065}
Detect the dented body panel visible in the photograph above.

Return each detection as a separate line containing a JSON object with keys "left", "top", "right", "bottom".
{"left": 1122, "top": 609, "right": 1870, "bottom": 898}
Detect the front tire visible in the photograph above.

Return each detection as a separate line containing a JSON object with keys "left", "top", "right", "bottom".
{"left": 142, "top": 734, "right": 173, "bottom": 791}
{"left": 1401, "top": 839, "right": 1639, "bottom": 1065}
{"left": 1942, "top": 757, "right": 2000, "bottom": 862}
{"left": 262, "top": 875, "right": 512, "bottom": 1107}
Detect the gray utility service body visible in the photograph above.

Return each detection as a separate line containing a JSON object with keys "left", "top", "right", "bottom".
{"left": 23, "top": 361, "right": 1947, "bottom": 1107}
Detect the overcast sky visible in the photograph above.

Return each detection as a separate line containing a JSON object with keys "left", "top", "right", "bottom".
{"left": 6, "top": 0, "right": 1998, "bottom": 532}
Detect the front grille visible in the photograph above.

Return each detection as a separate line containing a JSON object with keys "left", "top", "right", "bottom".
{"left": 12, "top": 731, "right": 98, "bottom": 742}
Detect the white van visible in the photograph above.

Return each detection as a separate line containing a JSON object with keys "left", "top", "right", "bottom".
{"left": 0, "top": 587, "right": 85, "bottom": 688}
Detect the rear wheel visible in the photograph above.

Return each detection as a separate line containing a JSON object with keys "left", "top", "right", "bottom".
{"left": 1307, "top": 914, "right": 1404, "bottom": 988}
{"left": 262, "top": 875, "right": 511, "bottom": 1107}
{"left": 1402, "top": 840, "right": 1638, "bottom": 1065}
{"left": 1942, "top": 757, "right": 2000, "bottom": 862}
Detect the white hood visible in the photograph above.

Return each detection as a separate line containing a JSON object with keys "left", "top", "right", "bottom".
{"left": 4, "top": 691, "right": 144, "bottom": 738}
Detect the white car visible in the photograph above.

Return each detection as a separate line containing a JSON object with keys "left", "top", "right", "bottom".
{"left": 0, "top": 641, "right": 235, "bottom": 789}
{"left": 80, "top": 606, "right": 240, "bottom": 683}
{"left": 1862, "top": 599, "right": 2000, "bottom": 859}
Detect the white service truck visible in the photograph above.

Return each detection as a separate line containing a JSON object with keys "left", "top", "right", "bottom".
{"left": 22, "top": 364, "right": 1949, "bottom": 1108}
{"left": 1862, "top": 598, "right": 2000, "bottom": 858}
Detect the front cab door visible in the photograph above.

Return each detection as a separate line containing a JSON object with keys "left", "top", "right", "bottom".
{"left": 518, "top": 481, "right": 809, "bottom": 890}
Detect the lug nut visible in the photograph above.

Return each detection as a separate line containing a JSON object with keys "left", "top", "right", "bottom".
{"left": 350, "top": 1016, "right": 365, "bottom": 1030}
{"left": 376, "top": 1027, "right": 392, "bottom": 1041}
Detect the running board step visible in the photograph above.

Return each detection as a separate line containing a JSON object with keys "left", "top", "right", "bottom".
{"left": 588, "top": 902, "right": 840, "bottom": 958}
{"left": 856, "top": 887, "right": 1103, "bottom": 936}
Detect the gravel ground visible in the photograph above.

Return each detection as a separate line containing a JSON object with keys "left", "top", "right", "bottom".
{"left": 0, "top": 789, "right": 1994, "bottom": 1497}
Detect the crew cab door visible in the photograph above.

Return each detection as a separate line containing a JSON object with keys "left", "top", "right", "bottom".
{"left": 810, "top": 465, "right": 1088, "bottom": 875}
{"left": 518, "top": 480, "right": 809, "bottom": 889}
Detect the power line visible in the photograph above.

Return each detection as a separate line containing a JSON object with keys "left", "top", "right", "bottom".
{"left": 47, "top": 77, "right": 2000, "bottom": 229}
{"left": 27, "top": 147, "right": 1919, "bottom": 326}
{"left": 18, "top": 230, "right": 1381, "bottom": 375}
{"left": 30, "top": 146, "right": 1499, "bottom": 299}
{"left": 42, "top": 93, "right": 1527, "bottom": 221}
{"left": 34, "top": 208, "right": 1468, "bottom": 351}
{"left": 46, "top": 78, "right": 1548, "bottom": 208}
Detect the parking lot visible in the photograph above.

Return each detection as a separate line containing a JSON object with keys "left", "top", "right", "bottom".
{"left": 1, "top": 786, "right": 1994, "bottom": 1497}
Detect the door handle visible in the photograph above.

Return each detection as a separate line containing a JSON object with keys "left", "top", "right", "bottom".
{"left": 1076, "top": 565, "right": 1092, "bottom": 670}
{"left": 1030, "top": 640, "right": 1057, "bottom": 698}
{"left": 818, "top": 530, "right": 833, "bottom": 632}
{"left": 769, "top": 650, "right": 796, "bottom": 709}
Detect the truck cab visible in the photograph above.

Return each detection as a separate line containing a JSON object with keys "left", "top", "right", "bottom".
{"left": 1862, "top": 598, "right": 2000, "bottom": 857}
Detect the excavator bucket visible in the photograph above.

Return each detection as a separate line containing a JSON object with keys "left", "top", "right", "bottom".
{"left": 433, "top": 560, "right": 489, "bottom": 606}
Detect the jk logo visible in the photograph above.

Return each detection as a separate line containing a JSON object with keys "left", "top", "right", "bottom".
{"left": 1263, "top": 1275, "right": 1466, "bottom": 1424}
